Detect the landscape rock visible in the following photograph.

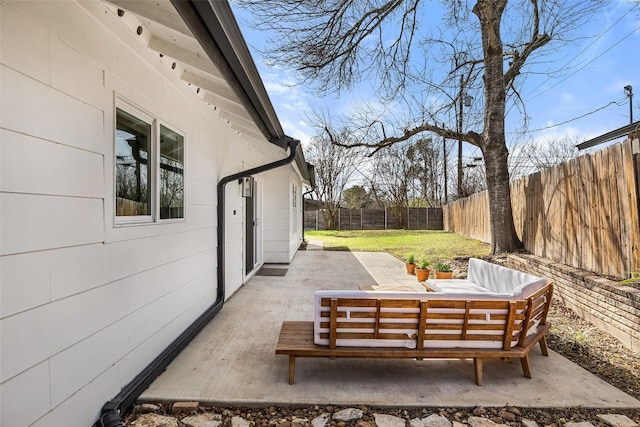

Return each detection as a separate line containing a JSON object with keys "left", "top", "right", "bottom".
{"left": 467, "top": 417, "right": 508, "bottom": 427}
{"left": 597, "top": 414, "right": 639, "bottom": 427}
{"left": 564, "top": 423, "right": 595, "bottom": 427}
{"left": 181, "top": 413, "right": 222, "bottom": 427}
{"left": 232, "top": 416, "right": 252, "bottom": 427}
{"left": 497, "top": 410, "right": 516, "bottom": 422}
{"left": 131, "top": 413, "right": 179, "bottom": 427}
{"left": 472, "top": 407, "right": 487, "bottom": 417}
{"left": 135, "top": 403, "right": 162, "bottom": 414}
{"left": 521, "top": 419, "right": 539, "bottom": 427}
{"left": 172, "top": 402, "right": 199, "bottom": 416}
{"left": 312, "top": 413, "right": 331, "bottom": 427}
{"left": 373, "top": 413, "right": 405, "bottom": 427}
{"left": 333, "top": 408, "right": 363, "bottom": 421}
{"left": 422, "top": 414, "right": 452, "bottom": 427}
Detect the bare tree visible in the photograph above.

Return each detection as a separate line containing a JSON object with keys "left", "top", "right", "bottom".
{"left": 306, "top": 130, "right": 361, "bottom": 229}
{"left": 238, "top": 0, "right": 602, "bottom": 253}
{"left": 509, "top": 136, "right": 581, "bottom": 179}
{"left": 370, "top": 144, "right": 413, "bottom": 228}
{"left": 406, "top": 137, "right": 443, "bottom": 206}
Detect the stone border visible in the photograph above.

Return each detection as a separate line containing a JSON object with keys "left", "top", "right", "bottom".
{"left": 505, "top": 254, "right": 640, "bottom": 352}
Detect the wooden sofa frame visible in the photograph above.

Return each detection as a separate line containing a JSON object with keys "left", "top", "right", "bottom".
{"left": 276, "top": 284, "right": 553, "bottom": 385}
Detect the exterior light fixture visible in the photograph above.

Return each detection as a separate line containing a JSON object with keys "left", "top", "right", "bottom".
{"left": 624, "top": 85, "right": 633, "bottom": 123}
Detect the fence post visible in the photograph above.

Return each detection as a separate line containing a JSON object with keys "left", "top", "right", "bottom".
{"left": 315, "top": 210, "right": 319, "bottom": 230}
{"left": 338, "top": 209, "right": 341, "bottom": 230}
{"left": 426, "top": 207, "right": 429, "bottom": 230}
{"left": 384, "top": 207, "right": 388, "bottom": 230}
{"left": 361, "top": 208, "right": 363, "bottom": 230}
{"left": 407, "top": 206, "right": 410, "bottom": 230}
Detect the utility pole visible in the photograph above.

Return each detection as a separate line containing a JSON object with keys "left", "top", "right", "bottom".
{"left": 442, "top": 123, "right": 448, "bottom": 204}
{"left": 457, "top": 75, "right": 464, "bottom": 199}
{"left": 624, "top": 85, "right": 633, "bottom": 123}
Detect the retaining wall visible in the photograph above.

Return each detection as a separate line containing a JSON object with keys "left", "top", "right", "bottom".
{"left": 506, "top": 254, "right": 640, "bottom": 352}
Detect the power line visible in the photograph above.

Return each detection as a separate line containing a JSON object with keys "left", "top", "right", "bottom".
{"left": 525, "top": 3, "right": 640, "bottom": 100}
{"left": 507, "top": 98, "right": 627, "bottom": 134}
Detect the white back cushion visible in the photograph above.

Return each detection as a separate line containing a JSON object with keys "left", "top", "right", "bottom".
{"left": 467, "top": 258, "right": 546, "bottom": 297}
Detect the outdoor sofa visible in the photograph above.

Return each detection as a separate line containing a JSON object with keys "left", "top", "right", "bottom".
{"left": 276, "top": 259, "right": 553, "bottom": 385}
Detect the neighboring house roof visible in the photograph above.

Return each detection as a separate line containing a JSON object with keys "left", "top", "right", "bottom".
{"left": 576, "top": 121, "right": 640, "bottom": 150}
{"left": 105, "top": 0, "right": 313, "bottom": 183}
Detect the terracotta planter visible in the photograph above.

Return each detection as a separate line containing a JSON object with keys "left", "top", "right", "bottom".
{"left": 435, "top": 271, "right": 453, "bottom": 279}
{"left": 406, "top": 263, "right": 416, "bottom": 275}
{"left": 415, "top": 268, "right": 430, "bottom": 282}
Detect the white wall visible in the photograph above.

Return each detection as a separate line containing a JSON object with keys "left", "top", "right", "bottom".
{"left": 262, "top": 169, "right": 305, "bottom": 263}
{"left": 0, "top": 1, "right": 288, "bottom": 425}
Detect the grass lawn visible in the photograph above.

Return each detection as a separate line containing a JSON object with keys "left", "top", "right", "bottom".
{"left": 305, "top": 230, "right": 491, "bottom": 263}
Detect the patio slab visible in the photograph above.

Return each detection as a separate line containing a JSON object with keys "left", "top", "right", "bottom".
{"left": 141, "top": 250, "right": 640, "bottom": 408}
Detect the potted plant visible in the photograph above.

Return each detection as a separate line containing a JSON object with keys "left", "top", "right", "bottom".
{"left": 405, "top": 252, "right": 416, "bottom": 275}
{"left": 415, "top": 258, "right": 431, "bottom": 282}
{"left": 434, "top": 262, "right": 453, "bottom": 279}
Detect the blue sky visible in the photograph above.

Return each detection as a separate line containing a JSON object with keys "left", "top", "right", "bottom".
{"left": 231, "top": 1, "right": 639, "bottom": 152}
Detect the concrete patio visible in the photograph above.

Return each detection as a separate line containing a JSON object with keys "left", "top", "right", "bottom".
{"left": 141, "top": 249, "right": 640, "bottom": 408}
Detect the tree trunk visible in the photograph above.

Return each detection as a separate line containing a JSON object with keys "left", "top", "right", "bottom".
{"left": 474, "top": 0, "right": 522, "bottom": 254}
{"left": 482, "top": 142, "right": 522, "bottom": 253}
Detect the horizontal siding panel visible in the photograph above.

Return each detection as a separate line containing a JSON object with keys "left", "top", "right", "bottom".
{"left": 1, "top": 129, "right": 104, "bottom": 198}
{"left": 50, "top": 228, "right": 215, "bottom": 300}
{"left": 190, "top": 204, "right": 216, "bottom": 229}
{"left": 0, "top": 249, "right": 215, "bottom": 382}
{"left": 264, "top": 229, "right": 289, "bottom": 242}
{"left": 49, "top": 36, "right": 105, "bottom": 109}
{"left": 0, "top": 65, "right": 103, "bottom": 154}
{"left": 0, "top": 360, "right": 50, "bottom": 427}
{"left": 263, "top": 241, "right": 288, "bottom": 253}
{"left": 263, "top": 218, "right": 289, "bottom": 232}
{"left": 50, "top": 269, "right": 214, "bottom": 406}
{"left": 188, "top": 178, "right": 216, "bottom": 207}
{"left": 0, "top": 193, "right": 104, "bottom": 255}
{"left": 0, "top": 4, "right": 50, "bottom": 83}
{"left": 0, "top": 251, "right": 50, "bottom": 318}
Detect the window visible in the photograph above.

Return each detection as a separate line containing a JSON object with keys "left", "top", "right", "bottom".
{"left": 115, "top": 106, "right": 184, "bottom": 223}
{"left": 159, "top": 125, "right": 184, "bottom": 219}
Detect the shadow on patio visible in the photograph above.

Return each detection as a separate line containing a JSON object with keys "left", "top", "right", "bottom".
{"left": 141, "top": 250, "right": 640, "bottom": 408}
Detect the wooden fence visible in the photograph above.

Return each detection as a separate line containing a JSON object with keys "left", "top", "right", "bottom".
{"left": 443, "top": 138, "right": 640, "bottom": 278}
{"left": 305, "top": 207, "right": 443, "bottom": 231}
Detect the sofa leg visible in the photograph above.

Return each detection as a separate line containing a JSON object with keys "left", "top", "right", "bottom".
{"left": 539, "top": 336, "right": 549, "bottom": 356}
{"left": 520, "top": 355, "right": 532, "bottom": 379}
{"left": 288, "top": 356, "right": 296, "bottom": 385}
{"left": 474, "top": 358, "right": 483, "bottom": 386}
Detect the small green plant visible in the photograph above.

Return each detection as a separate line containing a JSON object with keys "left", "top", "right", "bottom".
{"left": 405, "top": 252, "right": 416, "bottom": 264}
{"left": 434, "top": 262, "right": 452, "bottom": 272}
{"left": 620, "top": 271, "right": 640, "bottom": 285}
{"left": 416, "top": 258, "right": 431, "bottom": 270}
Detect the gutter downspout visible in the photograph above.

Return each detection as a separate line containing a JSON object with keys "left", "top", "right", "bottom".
{"left": 99, "top": 138, "right": 299, "bottom": 427}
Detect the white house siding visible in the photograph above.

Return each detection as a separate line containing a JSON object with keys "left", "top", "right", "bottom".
{"left": 0, "top": 1, "right": 285, "bottom": 425}
{"left": 262, "top": 169, "right": 304, "bottom": 263}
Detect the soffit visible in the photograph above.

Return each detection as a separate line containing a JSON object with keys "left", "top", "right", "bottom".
{"left": 104, "top": 0, "right": 266, "bottom": 143}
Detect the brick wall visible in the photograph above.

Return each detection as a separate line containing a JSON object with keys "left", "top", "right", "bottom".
{"left": 506, "top": 254, "right": 640, "bottom": 353}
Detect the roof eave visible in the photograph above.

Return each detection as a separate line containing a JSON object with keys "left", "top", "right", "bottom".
{"left": 170, "top": 0, "right": 286, "bottom": 147}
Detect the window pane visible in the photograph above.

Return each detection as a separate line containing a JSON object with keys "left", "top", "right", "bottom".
{"left": 159, "top": 124, "right": 184, "bottom": 219}
{"left": 115, "top": 108, "right": 152, "bottom": 216}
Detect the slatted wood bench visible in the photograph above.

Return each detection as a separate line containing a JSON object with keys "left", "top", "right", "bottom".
{"left": 276, "top": 284, "right": 553, "bottom": 385}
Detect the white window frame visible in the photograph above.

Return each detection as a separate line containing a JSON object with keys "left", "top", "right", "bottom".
{"left": 114, "top": 99, "right": 185, "bottom": 226}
